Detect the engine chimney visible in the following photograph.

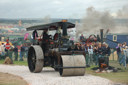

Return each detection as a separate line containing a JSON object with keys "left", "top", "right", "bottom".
{"left": 100, "top": 29, "right": 104, "bottom": 43}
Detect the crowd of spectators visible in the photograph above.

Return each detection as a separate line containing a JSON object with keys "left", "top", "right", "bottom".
{"left": 73, "top": 42, "right": 110, "bottom": 67}
{"left": 78, "top": 34, "right": 127, "bottom": 67}
{"left": 0, "top": 41, "right": 28, "bottom": 62}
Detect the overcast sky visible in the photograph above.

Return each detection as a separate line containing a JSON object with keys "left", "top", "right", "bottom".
{"left": 0, "top": 0, "right": 128, "bottom": 19}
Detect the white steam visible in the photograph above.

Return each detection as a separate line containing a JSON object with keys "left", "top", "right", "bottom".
{"left": 117, "top": 5, "right": 128, "bottom": 19}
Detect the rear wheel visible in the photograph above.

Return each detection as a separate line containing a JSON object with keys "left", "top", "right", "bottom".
{"left": 28, "top": 45, "right": 44, "bottom": 73}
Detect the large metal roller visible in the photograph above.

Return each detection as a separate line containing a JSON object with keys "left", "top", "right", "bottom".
{"left": 59, "top": 55, "right": 86, "bottom": 76}
{"left": 28, "top": 45, "right": 44, "bottom": 73}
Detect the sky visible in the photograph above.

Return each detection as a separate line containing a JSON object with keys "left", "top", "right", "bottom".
{"left": 0, "top": 0, "right": 128, "bottom": 19}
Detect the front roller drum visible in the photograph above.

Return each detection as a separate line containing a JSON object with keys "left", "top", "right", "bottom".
{"left": 59, "top": 55, "right": 86, "bottom": 76}
{"left": 28, "top": 45, "right": 44, "bottom": 73}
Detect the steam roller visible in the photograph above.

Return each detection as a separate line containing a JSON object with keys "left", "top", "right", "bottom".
{"left": 27, "top": 45, "right": 86, "bottom": 76}
{"left": 26, "top": 21, "right": 86, "bottom": 76}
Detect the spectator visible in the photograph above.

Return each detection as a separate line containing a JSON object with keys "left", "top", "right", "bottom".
{"left": 8, "top": 46, "right": 14, "bottom": 63}
{"left": 88, "top": 45, "right": 93, "bottom": 65}
{"left": 104, "top": 44, "right": 110, "bottom": 66}
{"left": 74, "top": 43, "right": 79, "bottom": 51}
{"left": 105, "top": 44, "right": 111, "bottom": 57}
{"left": 13, "top": 45, "right": 18, "bottom": 61}
{"left": 116, "top": 43, "right": 122, "bottom": 61}
{"left": 93, "top": 45, "right": 99, "bottom": 65}
{"left": 80, "top": 34, "right": 85, "bottom": 42}
{"left": 85, "top": 44, "right": 89, "bottom": 67}
{"left": 1, "top": 43, "right": 5, "bottom": 59}
{"left": 97, "top": 43, "right": 103, "bottom": 58}
{"left": 78, "top": 44, "right": 83, "bottom": 51}
{"left": 122, "top": 42, "right": 127, "bottom": 48}
{"left": 120, "top": 42, "right": 127, "bottom": 68}
{"left": 24, "top": 44, "right": 28, "bottom": 58}
{"left": 81, "top": 44, "right": 85, "bottom": 51}
{"left": 5, "top": 41, "right": 11, "bottom": 57}
{"left": 20, "top": 44, "right": 25, "bottom": 61}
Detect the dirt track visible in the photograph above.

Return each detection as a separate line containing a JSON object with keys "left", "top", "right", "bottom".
{"left": 0, "top": 72, "right": 28, "bottom": 85}
{"left": 0, "top": 64, "right": 113, "bottom": 85}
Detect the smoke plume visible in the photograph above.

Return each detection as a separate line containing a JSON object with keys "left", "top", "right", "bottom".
{"left": 76, "top": 7, "right": 115, "bottom": 36}
{"left": 116, "top": 5, "right": 128, "bottom": 19}
{"left": 76, "top": 4, "right": 128, "bottom": 38}
{"left": 43, "top": 15, "right": 51, "bottom": 24}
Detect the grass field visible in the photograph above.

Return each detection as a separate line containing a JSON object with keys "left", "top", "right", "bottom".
{"left": 86, "top": 60, "right": 128, "bottom": 84}
{"left": 0, "top": 59, "right": 28, "bottom": 66}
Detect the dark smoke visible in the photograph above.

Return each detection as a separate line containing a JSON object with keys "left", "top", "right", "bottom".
{"left": 76, "top": 7, "right": 115, "bottom": 36}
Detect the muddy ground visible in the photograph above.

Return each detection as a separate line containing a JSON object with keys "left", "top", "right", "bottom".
{"left": 0, "top": 72, "right": 28, "bottom": 85}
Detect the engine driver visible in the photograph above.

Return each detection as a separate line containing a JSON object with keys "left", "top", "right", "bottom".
{"left": 41, "top": 29, "right": 51, "bottom": 54}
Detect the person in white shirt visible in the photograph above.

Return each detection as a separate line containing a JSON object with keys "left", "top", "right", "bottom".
{"left": 88, "top": 45, "right": 93, "bottom": 65}
{"left": 1, "top": 43, "right": 5, "bottom": 55}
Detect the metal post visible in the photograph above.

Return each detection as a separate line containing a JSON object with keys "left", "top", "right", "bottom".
{"left": 111, "top": 49, "right": 114, "bottom": 61}
{"left": 62, "top": 22, "right": 67, "bottom": 36}
{"left": 100, "top": 29, "right": 103, "bottom": 43}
